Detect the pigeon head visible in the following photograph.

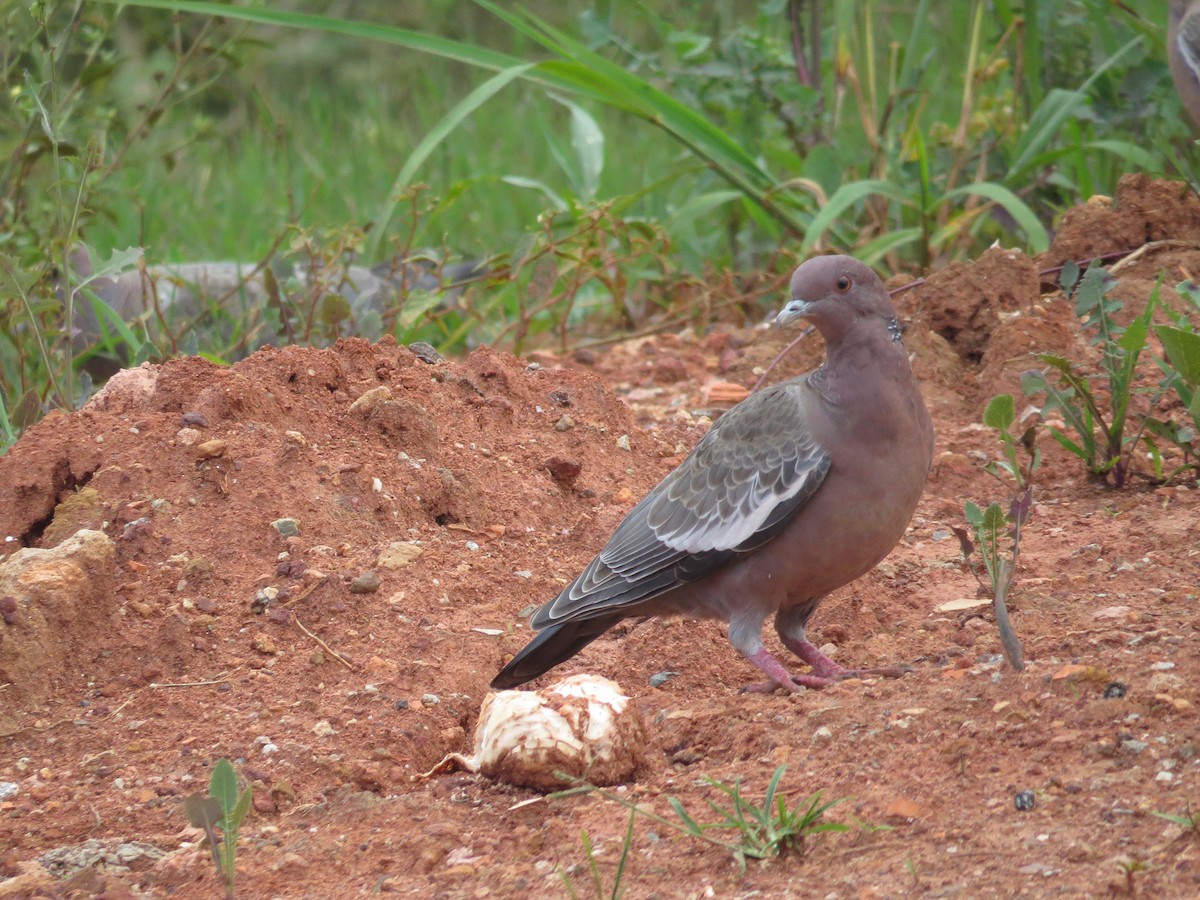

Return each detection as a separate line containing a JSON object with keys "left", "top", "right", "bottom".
{"left": 774, "top": 255, "right": 899, "bottom": 343}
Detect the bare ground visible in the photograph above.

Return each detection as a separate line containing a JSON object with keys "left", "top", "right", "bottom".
{"left": 2, "top": 175, "right": 1200, "bottom": 898}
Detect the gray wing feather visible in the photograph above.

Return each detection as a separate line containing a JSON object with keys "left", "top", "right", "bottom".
{"left": 531, "top": 382, "right": 830, "bottom": 629}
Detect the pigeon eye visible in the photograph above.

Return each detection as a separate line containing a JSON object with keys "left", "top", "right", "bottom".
{"left": 835, "top": 275, "right": 852, "bottom": 293}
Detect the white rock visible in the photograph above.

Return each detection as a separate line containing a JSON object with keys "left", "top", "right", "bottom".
{"left": 425, "top": 674, "right": 645, "bottom": 792}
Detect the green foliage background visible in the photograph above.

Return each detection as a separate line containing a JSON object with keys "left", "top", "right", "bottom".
{"left": 0, "top": 0, "right": 1194, "bottom": 448}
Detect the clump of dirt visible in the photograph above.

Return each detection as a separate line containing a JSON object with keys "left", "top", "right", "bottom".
{"left": 913, "top": 245, "right": 1040, "bottom": 365}
{"left": 1039, "top": 172, "right": 1200, "bottom": 272}
{"left": 3, "top": 185, "right": 1200, "bottom": 898}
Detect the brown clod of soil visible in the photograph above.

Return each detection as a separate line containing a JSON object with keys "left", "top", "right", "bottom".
{"left": 912, "top": 245, "right": 1039, "bottom": 364}
{"left": 1039, "top": 173, "right": 1200, "bottom": 274}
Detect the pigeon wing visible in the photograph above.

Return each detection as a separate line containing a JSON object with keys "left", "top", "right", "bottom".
{"left": 531, "top": 382, "right": 830, "bottom": 628}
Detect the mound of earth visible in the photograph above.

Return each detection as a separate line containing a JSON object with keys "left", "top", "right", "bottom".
{"left": 2, "top": 182, "right": 1200, "bottom": 897}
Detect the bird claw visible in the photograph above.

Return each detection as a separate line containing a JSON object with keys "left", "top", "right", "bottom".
{"left": 738, "top": 673, "right": 838, "bottom": 694}
{"left": 836, "top": 663, "right": 913, "bottom": 680}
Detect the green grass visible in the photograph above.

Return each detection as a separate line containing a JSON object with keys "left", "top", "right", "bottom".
{"left": 2, "top": 0, "right": 1198, "bottom": 450}
{"left": 69, "top": 0, "right": 1188, "bottom": 266}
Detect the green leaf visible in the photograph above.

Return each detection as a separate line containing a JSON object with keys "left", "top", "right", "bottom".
{"left": 1070, "top": 264, "right": 1112, "bottom": 319}
{"left": 1084, "top": 139, "right": 1157, "bottom": 172}
{"left": 1019, "top": 369, "right": 1051, "bottom": 396}
{"left": 317, "top": 293, "right": 352, "bottom": 329}
{"left": 369, "top": 64, "right": 533, "bottom": 257}
{"left": 229, "top": 786, "right": 253, "bottom": 832}
{"left": 184, "top": 793, "right": 223, "bottom": 830}
{"left": 800, "top": 180, "right": 904, "bottom": 254}
{"left": 1117, "top": 300, "right": 1151, "bottom": 356}
{"left": 963, "top": 500, "right": 983, "bottom": 527}
{"left": 1036, "top": 353, "right": 1077, "bottom": 378}
{"left": 210, "top": 759, "right": 239, "bottom": 817}
{"left": 980, "top": 502, "right": 1008, "bottom": 534}
{"left": 397, "top": 289, "right": 444, "bottom": 332}
{"left": 502, "top": 175, "right": 568, "bottom": 212}
{"left": 70, "top": 245, "right": 144, "bottom": 288}
{"left": 555, "top": 96, "right": 604, "bottom": 201}
{"left": 855, "top": 228, "right": 924, "bottom": 266}
{"left": 80, "top": 289, "right": 144, "bottom": 359}
{"left": 1046, "top": 426, "right": 1088, "bottom": 460}
{"left": 1156, "top": 325, "right": 1200, "bottom": 383}
{"left": 983, "top": 394, "right": 1015, "bottom": 431}
{"left": 1006, "top": 37, "right": 1140, "bottom": 185}
{"left": 942, "top": 183, "right": 1049, "bottom": 253}
{"left": 1007, "top": 88, "right": 1087, "bottom": 183}
{"left": 668, "top": 796, "right": 703, "bottom": 834}
{"left": 668, "top": 190, "right": 743, "bottom": 229}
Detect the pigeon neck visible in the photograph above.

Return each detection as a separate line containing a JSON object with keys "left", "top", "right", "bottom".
{"left": 811, "top": 318, "right": 909, "bottom": 400}
{"left": 884, "top": 314, "right": 902, "bottom": 343}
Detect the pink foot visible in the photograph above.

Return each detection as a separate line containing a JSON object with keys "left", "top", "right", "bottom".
{"left": 739, "top": 648, "right": 838, "bottom": 693}
{"left": 781, "top": 637, "right": 912, "bottom": 681}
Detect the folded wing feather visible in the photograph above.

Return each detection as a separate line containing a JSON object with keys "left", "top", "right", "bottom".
{"left": 530, "top": 383, "right": 830, "bottom": 629}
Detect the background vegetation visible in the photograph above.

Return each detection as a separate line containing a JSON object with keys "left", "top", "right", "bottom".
{"left": 0, "top": 0, "right": 1193, "bottom": 450}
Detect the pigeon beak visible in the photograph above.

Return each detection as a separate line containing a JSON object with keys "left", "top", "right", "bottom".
{"left": 774, "top": 299, "right": 814, "bottom": 328}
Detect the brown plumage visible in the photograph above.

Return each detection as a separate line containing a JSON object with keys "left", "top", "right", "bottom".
{"left": 1170, "top": 0, "right": 1200, "bottom": 127}
{"left": 492, "top": 255, "right": 934, "bottom": 692}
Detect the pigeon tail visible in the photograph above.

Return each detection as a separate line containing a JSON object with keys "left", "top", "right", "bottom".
{"left": 490, "top": 614, "right": 625, "bottom": 690}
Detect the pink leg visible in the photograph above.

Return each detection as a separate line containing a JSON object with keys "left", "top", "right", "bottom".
{"left": 781, "top": 636, "right": 912, "bottom": 681}
{"left": 739, "top": 648, "right": 839, "bottom": 693}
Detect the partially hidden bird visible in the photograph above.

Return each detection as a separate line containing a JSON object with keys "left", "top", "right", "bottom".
{"left": 492, "top": 255, "right": 934, "bottom": 693}
{"left": 1170, "top": 0, "right": 1200, "bottom": 127}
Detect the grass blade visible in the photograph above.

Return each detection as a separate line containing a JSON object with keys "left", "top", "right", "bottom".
{"left": 368, "top": 64, "right": 532, "bottom": 258}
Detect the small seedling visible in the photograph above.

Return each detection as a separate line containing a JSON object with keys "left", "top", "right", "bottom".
{"left": 1116, "top": 856, "right": 1150, "bottom": 895}
{"left": 1021, "top": 263, "right": 1161, "bottom": 487}
{"left": 560, "top": 805, "right": 637, "bottom": 900}
{"left": 1147, "top": 300, "right": 1200, "bottom": 479}
{"left": 185, "top": 758, "right": 253, "bottom": 900}
{"left": 955, "top": 488, "right": 1032, "bottom": 671}
{"left": 553, "top": 765, "right": 849, "bottom": 874}
{"left": 1151, "top": 804, "right": 1200, "bottom": 834}
{"left": 981, "top": 393, "right": 1039, "bottom": 489}
{"left": 676, "top": 766, "right": 848, "bottom": 866}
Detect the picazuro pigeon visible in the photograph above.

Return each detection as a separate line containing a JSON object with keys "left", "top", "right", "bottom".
{"left": 1170, "top": 0, "right": 1200, "bottom": 127}
{"left": 492, "top": 255, "right": 934, "bottom": 693}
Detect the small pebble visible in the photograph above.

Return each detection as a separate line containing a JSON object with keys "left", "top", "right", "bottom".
{"left": 409, "top": 341, "right": 443, "bottom": 364}
{"left": 421, "top": 693, "right": 440, "bottom": 706}
{"left": 648, "top": 671, "right": 679, "bottom": 688}
{"left": 351, "top": 571, "right": 381, "bottom": 594}
{"left": 271, "top": 518, "right": 300, "bottom": 538}
{"left": 1103, "top": 681, "right": 1127, "bottom": 699}
{"left": 1014, "top": 790, "right": 1035, "bottom": 811}
{"left": 195, "top": 439, "right": 226, "bottom": 459}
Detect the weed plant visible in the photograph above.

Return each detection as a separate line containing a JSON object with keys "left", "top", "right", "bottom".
{"left": 184, "top": 758, "right": 253, "bottom": 900}
{"left": 554, "top": 764, "right": 848, "bottom": 880}
{"left": 1021, "top": 262, "right": 1200, "bottom": 487}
